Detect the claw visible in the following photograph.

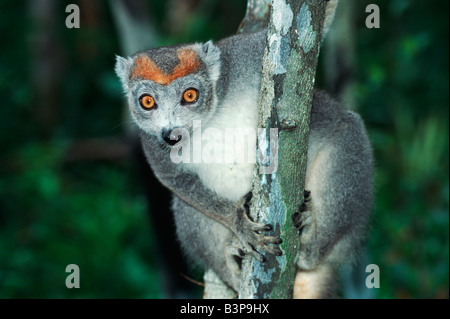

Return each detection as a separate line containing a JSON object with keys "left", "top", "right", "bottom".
{"left": 304, "top": 190, "right": 311, "bottom": 201}
{"left": 261, "top": 244, "right": 283, "bottom": 257}
{"left": 249, "top": 249, "right": 266, "bottom": 263}
{"left": 299, "top": 202, "right": 307, "bottom": 212}
{"left": 244, "top": 191, "right": 253, "bottom": 203}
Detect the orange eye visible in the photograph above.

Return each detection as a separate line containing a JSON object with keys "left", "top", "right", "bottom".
{"left": 182, "top": 88, "right": 198, "bottom": 104}
{"left": 139, "top": 94, "right": 156, "bottom": 110}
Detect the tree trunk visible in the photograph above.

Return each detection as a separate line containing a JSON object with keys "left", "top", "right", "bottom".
{"left": 237, "top": 0, "right": 271, "bottom": 34}
{"left": 239, "top": 0, "right": 326, "bottom": 299}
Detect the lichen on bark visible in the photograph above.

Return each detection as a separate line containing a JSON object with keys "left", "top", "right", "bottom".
{"left": 239, "top": 0, "right": 326, "bottom": 299}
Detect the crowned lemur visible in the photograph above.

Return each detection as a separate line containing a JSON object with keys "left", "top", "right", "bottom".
{"left": 115, "top": 0, "right": 373, "bottom": 298}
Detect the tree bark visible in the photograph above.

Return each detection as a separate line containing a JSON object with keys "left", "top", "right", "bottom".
{"left": 239, "top": 0, "right": 326, "bottom": 299}
{"left": 237, "top": 0, "right": 271, "bottom": 34}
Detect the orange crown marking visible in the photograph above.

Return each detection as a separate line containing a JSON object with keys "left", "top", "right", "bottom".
{"left": 130, "top": 48, "right": 200, "bottom": 85}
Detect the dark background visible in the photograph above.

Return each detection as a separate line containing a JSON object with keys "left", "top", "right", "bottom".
{"left": 0, "top": 0, "right": 448, "bottom": 298}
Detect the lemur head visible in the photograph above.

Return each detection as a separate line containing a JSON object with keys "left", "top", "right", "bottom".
{"left": 115, "top": 41, "right": 221, "bottom": 145}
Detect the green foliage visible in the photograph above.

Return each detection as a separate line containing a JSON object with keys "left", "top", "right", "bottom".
{"left": 0, "top": 141, "right": 162, "bottom": 298}
{"left": 354, "top": 0, "right": 449, "bottom": 298}
{"left": 0, "top": 0, "right": 448, "bottom": 298}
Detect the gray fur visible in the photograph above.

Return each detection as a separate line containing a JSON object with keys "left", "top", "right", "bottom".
{"left": 115, "top": 2, "right": 372, "bottom": 298}
{"left": 114, "top": 55, "right": 133, "bottom": 89}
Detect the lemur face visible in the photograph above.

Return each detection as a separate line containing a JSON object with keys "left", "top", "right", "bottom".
{"left": 115, "top": 43, "right": 221, "bottom": 145}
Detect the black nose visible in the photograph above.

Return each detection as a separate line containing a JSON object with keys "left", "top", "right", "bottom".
{"left": 161, "top": 129, "right": 182, "bottom": 146}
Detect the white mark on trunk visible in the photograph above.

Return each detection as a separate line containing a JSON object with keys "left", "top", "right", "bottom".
{"left": 272, "top": 0, "right": 293, "bottom": 35}
{"left": 297, "top": 3, "right": 316, "bottom": 53}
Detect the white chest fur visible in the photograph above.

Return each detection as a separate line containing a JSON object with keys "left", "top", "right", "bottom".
{"left": 184, "top": 95, "right": 258, "bottom": 202}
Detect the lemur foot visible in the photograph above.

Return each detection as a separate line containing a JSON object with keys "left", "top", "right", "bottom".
{"left": 225, "top": 241, "right": 245, "bottom": 289}
{"left": 292, "top": 190, "right": 312, "bottom": 236}
{"left": 231, "top": 191, "right": 283, "bottom": 263}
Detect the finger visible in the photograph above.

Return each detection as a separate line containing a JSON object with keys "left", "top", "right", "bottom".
{"left": 244, "top": 191, "right": 253, "bottom": 203}
{"left": 249, "top": 222, "right": 274, "bottom": 232}
{"left": 258, "top": 244, "right": 283, "bottom": 256}
{"left": 262, "top": 235, "right": 282, "bottom": 245}
{"left": 248, "top": 248, "right": 266, "bottom": 263}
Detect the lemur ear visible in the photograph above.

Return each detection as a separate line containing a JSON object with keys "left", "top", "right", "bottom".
{"left": 202, "top": 41, "right": 214, "bottom": 54}
{"left": 199, "top": 41, "right": 221, "bottom": 82}
{"left": 115, "top": 55, "right": 134, "bottom": 89}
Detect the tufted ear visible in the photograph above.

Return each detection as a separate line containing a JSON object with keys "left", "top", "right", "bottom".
{"left": 200, "top": 41, "right": 221, "bottom": 82}
{"left": 115, "top": 55, "right": 134, "bottom": 89}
